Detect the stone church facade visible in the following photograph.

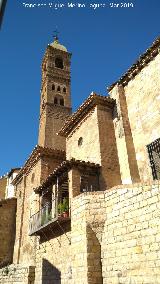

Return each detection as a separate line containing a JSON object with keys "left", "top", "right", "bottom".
{"left": 0, "top": 36, "right": 160, "bottom": 284}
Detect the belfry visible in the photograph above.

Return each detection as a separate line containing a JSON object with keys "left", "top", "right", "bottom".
{"left": 38, "top": 36, "right": 72, "bottom": 150}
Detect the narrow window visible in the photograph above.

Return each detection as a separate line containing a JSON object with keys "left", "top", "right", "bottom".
{"left": 63, "top": 87, "right": 66, "bottom": 93}
{"left": 31, "top": 173, "right": 35, "bottom": 183}
{"left": 52, "top": 84, "right": 55, "bottom": 90}
{"left": 78, "top": 137, "right": 83, "bottom": 147}
{"left": 57, "top": 86, "right": 61, "bottom": 92}
{"left": 60, "top": 98, "right": 64, "bottom": 106}
{"left": 54, "top": 97, "right": 58, "bottom": 105}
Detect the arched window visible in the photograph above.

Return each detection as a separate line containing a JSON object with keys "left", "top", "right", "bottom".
{"left": 52, "top": 84, "right": 55, "bottom": 90}
{"left": 78, "top": 137, "right": 83, "bottom": 147}
{"left": 55, "top": 57, "right": 63, "bottom": 69}
{"left": 63, "top": 87, "right": 66, "bottom": 93}
{"left": 54, "top": 97, "right": 58, "bottom": 105}
{"left": 57, "top": 86, "right": 61, "bottom": 92}
{"left": 60, "top": 98, "right": 64, "bottom": 106}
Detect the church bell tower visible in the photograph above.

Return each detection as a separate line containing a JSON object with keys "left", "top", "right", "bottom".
{"left": 38, "top": 36, "right": 72, "bottom": 150}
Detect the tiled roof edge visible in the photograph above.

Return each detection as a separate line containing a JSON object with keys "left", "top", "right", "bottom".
{"left": 12, "top": 145, "right": 66, "bottom": 185}
{"left": 107, "top": 37, "right": 160, "bottom": 92}
{"left": 34, "top": 158, "right": 100, "bottom": 193}
{"left": 59, "top": 92, "right": 115, "bottom": 137}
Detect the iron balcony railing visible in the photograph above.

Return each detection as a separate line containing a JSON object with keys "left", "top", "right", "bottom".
{"left": 29, "top": 200, "right": 56, "bottom": 235}
{"left": 29, "top": 198, "right": 70, "bottom": 235}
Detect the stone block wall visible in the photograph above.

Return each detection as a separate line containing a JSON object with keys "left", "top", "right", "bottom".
{"left": 69, "top": 182, "right": 160, "bottom": 283}
{"left": 71, "top": 191, "right": 106, "bottom": 284}
{"left": 110, "top": 53, "right": 160, "bottom": 183}
{"left": 34, "top": 225, "right": 72, "bottom": 284}
{"left": 1, "top": 182, "right": 160, "bottom": 283}
{"left": 102, "top": 181, "right": 160, "bottom": 284}
{"left": 0, "top": 198, "right": 17, "bottom": 267}
{"left": 0, "top": 264, "right": 35, "bottom": 284}
{"left": 29, "top": 191, "right": 106, "bottom": 284}
{"left": 124, "top": 54, "right": 160, "bottom": 182}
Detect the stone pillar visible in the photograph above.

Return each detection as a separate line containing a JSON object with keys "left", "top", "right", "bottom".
{"left": 86, "top": 225, "right": 103, "bottom": 284}
{"left": 68, "top": 168, "right": 81, "bottom": 199}
{"left": 110, "top": 84, "right": 140, "bottom": 184}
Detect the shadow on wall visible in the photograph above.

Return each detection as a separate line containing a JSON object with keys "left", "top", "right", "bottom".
{"left": 86, "top": 225, "right": 103, "bottom": 284}
{"left": 42, "top": 258, "right": 61, "bottom": 284}
{"left": 39, "top": 222, "right": 71, "bottom": 244}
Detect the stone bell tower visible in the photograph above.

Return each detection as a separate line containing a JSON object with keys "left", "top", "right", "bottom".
{"left": 38, "top": 36, "right": 72, "bottom": 150}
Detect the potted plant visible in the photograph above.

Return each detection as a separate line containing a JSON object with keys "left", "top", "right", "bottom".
{"left": 58, "top": 198, "right": 69, "bottom": 218}
{"left": 62, "top": 198, "right": 69, "bottom": 218}
{"left": 58, "top": 202, "right": 64, "bottom": 217}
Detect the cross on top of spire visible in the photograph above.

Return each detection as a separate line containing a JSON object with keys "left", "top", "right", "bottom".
{"left": 50, "top": 28, "right": 67, "bottom": 52}
{"left": 53, "top": 27, "right": 59, "bottom": 42}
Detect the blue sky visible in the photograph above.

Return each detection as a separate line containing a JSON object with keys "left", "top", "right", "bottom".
{"left": 0, "top": 0, "right": 160, "bottom": 176}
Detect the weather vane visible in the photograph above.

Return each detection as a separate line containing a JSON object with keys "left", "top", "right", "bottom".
{"left": 53, "top": 27, "right": 59, "bottom": 41}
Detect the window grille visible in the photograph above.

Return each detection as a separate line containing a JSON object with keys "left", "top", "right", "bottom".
{"left": 147, "top": 138, "right": 160, "bottom": 180}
